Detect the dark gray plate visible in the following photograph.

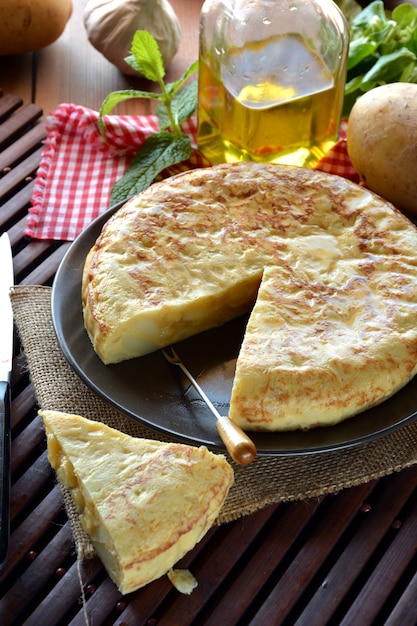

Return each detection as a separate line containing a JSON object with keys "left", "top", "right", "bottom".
{"left": 51, "top": 204, "right": 417, "bottom": 456}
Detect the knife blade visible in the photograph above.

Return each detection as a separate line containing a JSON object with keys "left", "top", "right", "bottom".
{"left": 0, "top": 232, "right": 13, "bottom": 568}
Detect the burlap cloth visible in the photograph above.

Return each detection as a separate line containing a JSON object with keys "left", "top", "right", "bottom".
{"left": 10, "top": 285, "right": 417, "bottom": 560}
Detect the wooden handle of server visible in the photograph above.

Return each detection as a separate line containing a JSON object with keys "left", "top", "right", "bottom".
{"left": 216, "top": 417, "right": 257, "bottom": 465}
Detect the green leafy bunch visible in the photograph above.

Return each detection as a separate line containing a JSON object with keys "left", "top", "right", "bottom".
{"left": 98, "top": 30, "right": 199, "bottom": 205}
{"left": 343, "top": 1, "right": 417, "bottom": 116}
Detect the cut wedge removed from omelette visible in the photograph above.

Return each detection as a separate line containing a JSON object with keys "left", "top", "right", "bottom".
{"left": 40, "top": 409, "right": 234, "bottom": 595}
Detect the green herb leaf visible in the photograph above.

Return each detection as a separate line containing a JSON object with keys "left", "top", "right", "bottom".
{"left": 157, "top": 80, "right": 198, "bottom": 129}
{"left": 98, "top": 89, "right": 162, "bottom": 140}
{"left": 165, "top": 60, "right": 200, "bottom": 98}
{"left": 99, "top": 31, "right": 198, "bottom": 204}
{"left": 171, "top": 80, "right": 199, "bottom": 124}
{"left": 400, "top": 60, "right": 417, "bottom": 82}
{"left": 110, "top": 132, "right": 192, "bottom": 205}
{"left": 361, "top": 47, "right": 416, "bottom": 87}
{"left": 392, "top": 3, "right": 417, "bottom": 32}
{"left": 126, "top": 30, "right": 165, "bottom": 82}
{"left": 350, "top": 0, "right": 387, "bottom": 31}
{"left": 344, "top": 74, "right": 366, "bottom": 95}
{"left": 347, "top": 38, "right": 378, "bottom": 70}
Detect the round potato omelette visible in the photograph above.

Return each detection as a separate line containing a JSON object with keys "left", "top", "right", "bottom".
{"left": 82, "top": 162, "right": 417, "bottom": 432}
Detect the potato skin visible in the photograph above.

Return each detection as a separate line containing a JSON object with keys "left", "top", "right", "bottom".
{"left": 347, "top": 83, "right": 417, "bottom": 217}
{"left": 0, "top": 0, "right": 72, "bottom": 55}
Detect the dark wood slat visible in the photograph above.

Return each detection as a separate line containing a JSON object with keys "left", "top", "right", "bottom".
{"left": 69, "top": 575, "right": 123, "bottom": 626}
{"left": 0, "top": 122, "right": 46, "bottom": 172}
{"left": 294, "top": 466, "right": 417, "bottom": 625}
{"left": 112, "top": 505, "right": 281, "bottom": 626}
{"left": 9, "top": 216, "right": 35, "bottom": 247}
{"left": 0, "top": 147, "right": 43, "bottom": 198}
{"left": 10, "top": 452, "right": 52, "bottom": 520}
{"left": 246, "top": 482, "right": 376, "bottom": 625}
{"left": 10, "top": 414, "right": 45, "bottom": 473}
{"left": 19, "top": 242, "right": 71, "bottom": 285}
{"left": 12, "top": 240, "right": 53, "bottom": 273}
{"left": 22, "top": 556, "right": 104, "bottom": 626}
{"left": 0, "top": 94, "right": 23, "bottom": 121}
{"left": 0, "top": 103, "right": 43, "bottom": 148}
{"left": 385, "top": 568, "right": 417, "bottom": 626}
{"left": 10, "top": 382, "right": 37, "bottom": 431}
{"left": 0, "top": 523, "right": 74, "bottom": 626}
{"left": 161, "top": 500, "right": 321, "bottom": 626}
{"left": 339, "top": 481, "right": 417, "bottom": 625}
{"left": 0, "top": 485, "right": 64, "bottom": 586}
{"left": 0, "top": 182, "right": 35, "bottom": 230}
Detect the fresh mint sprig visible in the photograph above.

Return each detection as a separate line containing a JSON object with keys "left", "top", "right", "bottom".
{"left": 98, "top": 30, "right": 199, "bottom": 205}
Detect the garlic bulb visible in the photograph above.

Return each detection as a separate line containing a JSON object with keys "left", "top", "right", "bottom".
{"left": 83, "top": 0, "right": 182, "bottom": 75}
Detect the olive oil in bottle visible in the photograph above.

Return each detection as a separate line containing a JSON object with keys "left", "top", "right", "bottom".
{"left": 197, "top": 0, "right": 349, "bottom": 167}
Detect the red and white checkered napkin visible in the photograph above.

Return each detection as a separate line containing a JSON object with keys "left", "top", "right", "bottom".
{"left": 26, "top": 103, "right": 207, "bottom": 241}
{"left": 315, "top": 120, "right": 360, "bottom": 183}
{"left": 26, "top": 103, "right": 359, "bottom": 241}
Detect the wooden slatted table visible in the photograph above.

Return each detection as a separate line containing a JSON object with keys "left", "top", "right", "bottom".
{"left": 1, "top": 1, "right": 417, "bottom": 624}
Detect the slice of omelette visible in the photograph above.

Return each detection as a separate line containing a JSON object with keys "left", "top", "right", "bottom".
{"left": 229, "top": 264, "right": 417, "bottom": 430}
{"left": 40, "top": 410, "right": 233, "bottom": 595}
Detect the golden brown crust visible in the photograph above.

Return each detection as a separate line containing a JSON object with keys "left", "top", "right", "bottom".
{"left": 40, "top": 410, "right": 233, "bottom": 594}
{"left": 82, "top": 162, "right": 417, "bottom": 430}
{"left": 229, "top": 265, "right": 417, "bottom": 430}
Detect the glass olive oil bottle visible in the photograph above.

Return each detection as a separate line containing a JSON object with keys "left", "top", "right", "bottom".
{"left": 197, "top": 0, "right": 349, "bottom": 167}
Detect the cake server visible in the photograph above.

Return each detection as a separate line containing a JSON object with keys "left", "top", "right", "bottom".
{"left": 162, "top": 346, "right": 256, "bottom": 465}
{"left": 0, "top": 232, "right": 13, "bottom": 567}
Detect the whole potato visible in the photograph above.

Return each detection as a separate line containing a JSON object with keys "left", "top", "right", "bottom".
{"left": 347, "top": 83, "right": 417, "bottom": 217}
{"left": 0, "top": 0, "right": 72, "bottom": 55}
